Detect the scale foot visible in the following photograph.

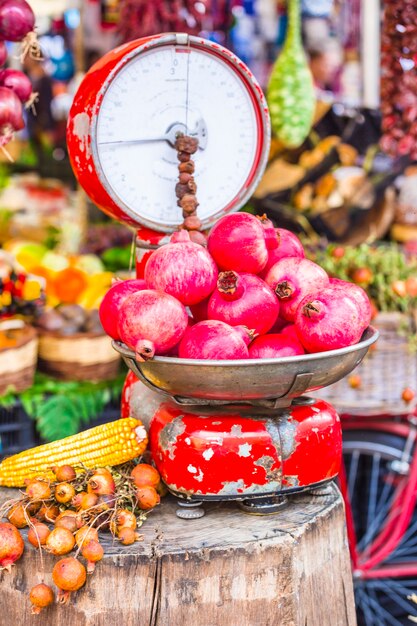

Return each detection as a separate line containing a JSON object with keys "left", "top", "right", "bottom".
{"left": 239, "top": 495, "right": 288, "bottom": 515}
{"left": 175, "top": 500, "right": 205, "bottom": 519}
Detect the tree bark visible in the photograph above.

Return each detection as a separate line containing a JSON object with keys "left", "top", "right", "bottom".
{"left": 0, "top": 482, "right": 356, "bottom": 625}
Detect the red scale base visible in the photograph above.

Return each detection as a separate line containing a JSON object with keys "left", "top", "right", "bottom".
{"left": 148, "top": 397, "right": 341, "bottom": 514}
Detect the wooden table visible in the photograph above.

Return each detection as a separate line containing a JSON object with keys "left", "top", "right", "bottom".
{"left": 0, "top": 483, "right": 356, "bottom": 626}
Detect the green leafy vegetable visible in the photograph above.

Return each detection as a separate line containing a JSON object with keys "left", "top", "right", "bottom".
{"left": 0, "top": 372, "right": 126, "bottom": 442}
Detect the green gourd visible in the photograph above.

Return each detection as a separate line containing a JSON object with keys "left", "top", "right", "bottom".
{"left": 267, "top": 0, "right": 316, "bottom": 148}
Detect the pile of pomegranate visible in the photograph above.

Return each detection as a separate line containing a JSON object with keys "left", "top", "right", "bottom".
{"left": 100, "top": 213, "right": 372, "bottom": 361}
{"left": 0, "top": 461, "right": 163, "bottom": 612}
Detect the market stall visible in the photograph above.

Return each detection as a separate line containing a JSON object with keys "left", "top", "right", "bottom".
{"left": 0, "top": 1, "right": 416, "bottom": 625}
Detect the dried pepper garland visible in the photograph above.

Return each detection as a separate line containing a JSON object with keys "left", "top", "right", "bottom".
{"left": 380, "top": 0, "right": 417, "bottom": 160}
{"left": 117, "top": 0, "right": 233, "bottom": 42}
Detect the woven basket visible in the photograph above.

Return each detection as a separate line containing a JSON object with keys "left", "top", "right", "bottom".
{"left": 0, "top": 325, "right": 38, "bottom": 395}
{"left": 314, "top": 312, "right": 417, "bottom": 415}
{"left": 38, "top": 331, "right": 120, "bottom": 382}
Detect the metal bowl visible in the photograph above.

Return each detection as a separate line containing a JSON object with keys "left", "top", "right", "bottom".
{"left": 113, "top": 326, "right": 378, "bottom": 407}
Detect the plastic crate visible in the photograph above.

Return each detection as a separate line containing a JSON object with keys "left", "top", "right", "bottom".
{"left": 0, "top": 402, "right": 37, "bottom": 459}
{"left": 0, "top": 395, "right": 122, "bottom": 460}
{"left": 79, "top": 395, "right": 122, "bottom": 431}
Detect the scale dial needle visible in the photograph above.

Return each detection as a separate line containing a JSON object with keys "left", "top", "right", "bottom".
{"left": 98, "top": 119, "right": 207, "bottom": 150}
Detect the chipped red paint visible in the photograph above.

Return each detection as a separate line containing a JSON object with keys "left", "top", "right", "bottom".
{"left": 282, "top": 400, "right": 342, "bottom": 487}
{"left": 121, "top": 370, "right": 137, "bottom": 417}
{"left": 135, "top": 228, "right": 170, "bottom": 277}
{"left": 149, "top": 399, "right": 341, "bottom": 499}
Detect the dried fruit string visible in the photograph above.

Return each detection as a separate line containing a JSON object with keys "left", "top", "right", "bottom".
{"left": 174, "top": 134, "right": 206, "bottom": 245}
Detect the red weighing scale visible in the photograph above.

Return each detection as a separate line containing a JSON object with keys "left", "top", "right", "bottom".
{"left": 67, "top": 33, "right": 377, "bottom": 517}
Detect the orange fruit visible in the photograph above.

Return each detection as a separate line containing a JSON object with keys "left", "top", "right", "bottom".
{"left": 53, "top": 268, "right": 88, "bottom": 304}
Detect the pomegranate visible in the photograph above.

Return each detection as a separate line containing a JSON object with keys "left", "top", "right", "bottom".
{"left": 28, "top": 522, "right": 50, "bottom": 547}
{"left": 118, "top": 527, "right": 140, "bottom": 545}
{"left": 131, "top": 464, "right": 160, "bottom": 489}
{"left": 179, "top": 320, "right": 251, "bottom": 360}
{"left": 268, "top": 316, "right": 289, "bottom": 334}
{"left": 7, "top": 503, "right": 29, "bottom": 528}
{"left": 75, "top": 525, "right": 99, "bottom": 548}
{"left": 52, "top": 557, "right": 86, "bottom": 604}
{"left": 55, "top": 482, "right": 76, "bottom": 504}
{"left": 37, "top": 503, "right": 59, "bottom": 523}
{"left": 115, "top": 509, "right": 137, "bottom": 530}
{"left": 144, "top": 230, "right": 217, "bottom": 306}
{"left": 207, "top": 271, "right": 279, "bottom": 336}
{"left": 190, "top": 298, "right": 209, "bottom": 322}
{"left": 249, "top": 334, "right": 305, "bottom": 359}
{"left": 55, "top": 516, "right": 78, "bottom": 533}
{"left": 256, "top": 214, "right": 279, "bottom": 249}
{"left": 207, "top": 213, "right": 269, "bottom": 274}
{"left": 72, "top": 492, "right": 87, "bottom": 510}
{"left": 118, "top": 289, "right": 188, "bottom": 360}
{"left": 135, "top": 486, "right": 160, "bottom": 510}
{"left": 81, "top": 539, "right": 104, "bottom": 574}
{"left": 45, "top": 527, "right": 75, "bottom": 556}
{"left": 99, "top": 278, "right": 146, "bottom": 340}
{"left": 329, "top": 278, "right": 372, "bottom": 327}
{"left": 29, "top": 583, "right": 54, "bottom": 614}
{"left": 88, "top": 470, "right": 115, "bottom": 496}
{"left": 55, "top": 510, "right": 78, "bottom": 522}
{"left": 26, "top": 478, "right": 51, "bottom": 500}
{"left": 259, "top": 228, "right": 305, "bottom": 278}
{"left": 265, "top": 257, "right": 329, "bottom": 322}
{"left": 52, "top": 465, "right": 76, "bottom": 482}
{"left": 78, "top": 493, "right": 99, "bottom": 510}
{"left": 0, "top": 522, "right": 24, "bottom": 570}
{"left": 295, "top": 287, "right": 365, "bottom": 353}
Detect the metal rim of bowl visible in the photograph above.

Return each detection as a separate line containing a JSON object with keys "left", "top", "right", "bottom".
{"left": 112, "top": 326, "right": 379, "bottom": 368}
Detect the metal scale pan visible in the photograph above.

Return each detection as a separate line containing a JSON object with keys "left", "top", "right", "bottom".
{"left": 113, "top": 326, "right": 378, "bottom": 407}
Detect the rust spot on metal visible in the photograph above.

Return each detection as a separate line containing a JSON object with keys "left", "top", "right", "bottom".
{"left": 265, "top": 416, "right": 298, "bottom": 461}
{"left": 282, "top": 475, "right": 299, "bottom": 488}
{"left": 277, "top": 418, "right": 298, "bottom": 460}
{"left": 159, "top": 416, "right": 186, "bottom": 460}
{"left": 254, "top": 455, "right": 282, "bottom": 484}
{"left": 218, "top": 477, "right": 282, "bottom": 496}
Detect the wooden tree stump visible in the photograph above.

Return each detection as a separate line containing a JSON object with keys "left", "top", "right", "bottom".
{"left": 0, "top": 483, "right": 356, "bottom": 626}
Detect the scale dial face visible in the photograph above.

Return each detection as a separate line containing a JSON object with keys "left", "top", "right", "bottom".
{"left": 68, "top": 34, "right": 270, "bottom": 232}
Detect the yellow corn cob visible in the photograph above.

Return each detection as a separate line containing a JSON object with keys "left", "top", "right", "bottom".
{"left": 0, "top": 418, "right": 148, "bottom": 488}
